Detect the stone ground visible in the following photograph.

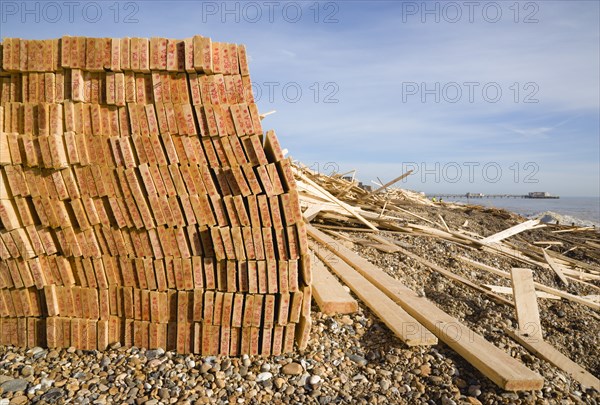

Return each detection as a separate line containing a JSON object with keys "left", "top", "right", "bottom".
{"left": 0, "top": 202, "right": 598, "bottom": 404}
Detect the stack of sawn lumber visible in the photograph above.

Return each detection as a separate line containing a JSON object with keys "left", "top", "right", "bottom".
{"left": 0, "top": 36, "right": 312, "bottom": 355}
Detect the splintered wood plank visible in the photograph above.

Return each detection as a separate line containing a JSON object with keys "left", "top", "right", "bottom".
{"left": 542, "top": 250, "right": 570, "bottom": 286}
{"left": 308, "top": 225, "right": 544, "bottom": 391}
{"left": 481, "top": 219, "right": 541, "bottom": 244}
{"left": 506, "top": 328, "right": 600, "bottom": 390}
{"left": 311, "top": 257, "right": 358, "bottom": 315}
{"left": 511, "top": 268, "right": 542, "bottom": 340}
{"left": 311, "top": 246, "right": 435, "bottom": 346}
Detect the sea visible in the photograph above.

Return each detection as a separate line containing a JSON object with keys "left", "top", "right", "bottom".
{"left": 443, "top": 197, "right": 600, "bottom": 228}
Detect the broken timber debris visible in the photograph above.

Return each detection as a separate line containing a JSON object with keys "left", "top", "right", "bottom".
{"left": 287, "top": 156, "right": 598, "bottom": 392}
{"left": 307, "top": 225, "right": 544, "bottom": 391}
{"left": 0, "top": 36, "right": 311, "bottom": 355}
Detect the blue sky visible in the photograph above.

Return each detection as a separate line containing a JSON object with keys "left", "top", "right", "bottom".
{"left": 2, "top": 0, "right": 599, "bottom": 196}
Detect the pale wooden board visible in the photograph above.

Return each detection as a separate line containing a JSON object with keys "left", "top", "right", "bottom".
{"left": 308, "top": 225, "right": 544, "bottom": 391}
{"left": 510, "top": 268, "right": 542, "bottom": 339}
{"left": 310, "top": 256, "right": 358, "bottom": 315}
{"left": 310, "top": 244, "right": 436, "bottom": 347}
{"left": 543, "top": 250, "right": 570, "bottom": 286}
{"left": 507, "top": 328, "right": 600, "bottom": 390}
{"left": 481, "top": 219, "right": 541, "bottom": 244}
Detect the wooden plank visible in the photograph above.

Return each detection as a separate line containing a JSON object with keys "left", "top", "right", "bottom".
{"left": 311, "top": 247, "right": 436, "bottom": 347}
{"left": 510, "top": 268, "right": 542, "bottom": 340}
{"left": 506, "top": 328, "right": 600, "bottom": 390}
{"left": 308, "top": 225, "right": 544, "bottom": 391}
{"left": 311, "top": 257, "right": 358, "bottom": 315}
{"left": 481, "top": 219, "right": 541, "bottom": 244}
{"left": 542, "top": 250, "right": 570, "bottom": 286}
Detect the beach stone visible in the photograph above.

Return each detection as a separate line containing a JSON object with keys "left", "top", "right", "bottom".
{"left": 9, "top": 395, "right": 28, "bottom": 405}
{"left": 47, "top": 350, "right": 60, "bottom": 359}
{"left": 26, "top": 347, "right": 44, "bottom": 357}
{"left": 309, "top": 375, "right": 321, "bottom": 385}
{"left": 340, "top": 315, "right": 353, "bottom": 325}
{"left": 66, "top": 382, "right": 79, "bottom": 392}
{"left": 468, "top": 385, "right": 481, "bottom": 397}
{"left": 147, "top": 359, "right": 163, "bottom": 368}
{"left": 20, "top": 366, "right": 33, "bottom": 377}
{"left": 282, "top": 363, "right": 303, "bottom": 375}
{"left": 348, "top": 354, "right": 368, "bottom": 366}
{"left": 1, "top": 378, "right": 28, "bottom": 392}
{"left": 256, "top": 372, "right": 273, "bottom": 382}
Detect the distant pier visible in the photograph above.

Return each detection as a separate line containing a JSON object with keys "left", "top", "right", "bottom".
{"left": 427, "top": 192, "right": 560, "bottom": 200}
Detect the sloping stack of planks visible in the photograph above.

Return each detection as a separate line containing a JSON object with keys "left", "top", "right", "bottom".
{"left": 0, "top": 36, "right": 311, "bottom": 355}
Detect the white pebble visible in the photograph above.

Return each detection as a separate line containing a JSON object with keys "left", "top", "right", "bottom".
{"left": 256, "top": 372, "right": 273, "bottom": 382}
{"left": 309, "top": 375, "right": 322, "bottom": 385}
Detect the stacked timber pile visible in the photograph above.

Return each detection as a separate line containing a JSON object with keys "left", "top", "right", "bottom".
{"left": 295, "top": 164, "right": 599, "bottom": 392}
{"left": 0, "top": 36, "right": 311, "bottom": 355}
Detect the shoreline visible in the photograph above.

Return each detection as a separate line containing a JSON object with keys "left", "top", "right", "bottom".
{"left": 439, "top": 197, "right": 600, "bottom": 228}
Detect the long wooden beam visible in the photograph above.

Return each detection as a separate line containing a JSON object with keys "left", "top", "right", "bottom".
{"left": 506, "top": 329, "right": 600, "bottom": 390}
{"left": 310, "top": 245, "right": 437, "bottom": 347}
{"left": 307, "top": 225, "right": 544, "bottom": 391}
{"left": 311, "top": 256, "right": 358, "bottom": 315}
